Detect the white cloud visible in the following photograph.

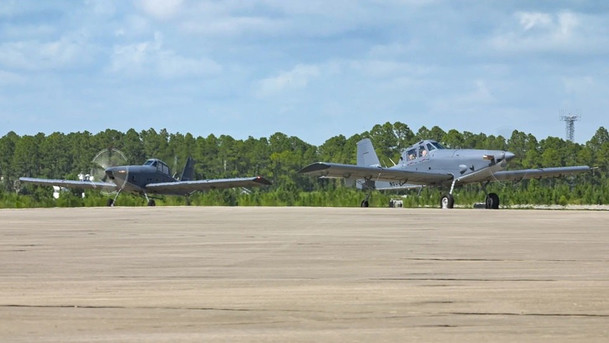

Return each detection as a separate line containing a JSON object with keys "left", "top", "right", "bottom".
{"left": 490, "top": 11, "right": 589, "bottom": 54}
{"left": 349, "top": 60, "right": 429, "bottom": 78}
{"left": 181, "top": 16, "right": 282, "bottom": 37}
{"left": 0, "top": 36, "right": 90, "bottom": 71}
{"left": 109, "top": 32, "right": 222, "bottom": 78}
{"left": 135, "top": 0, "right": 183, "bottom": 20}
{"left": 518, "top": 12, "right": 551, "bottom": 31}
{"left": 557, "top": 12, "right": 578, "bottom": 37}
{"left": 431, "top": 79, "right": 495, "bottom": 114}
{"left": 84, "top": 0, "right": 116, "bottom": 16}
{"left": 256, "top": 64, "right": 321, "bottom": 96}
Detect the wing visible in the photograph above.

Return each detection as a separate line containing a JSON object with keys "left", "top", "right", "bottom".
{"left": 489, "top": 166, "right": 592, "bottom": 182}
{"left": 19, "top": 177, "right": 117, "bottom": 191}
{"left": 145, "top": 176, "right": 272, "bottom": 195}
{"left": 299, "top": 162, "right": 452, "bottom": 185}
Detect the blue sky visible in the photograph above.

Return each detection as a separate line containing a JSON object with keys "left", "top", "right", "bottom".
{"left": 1, "top": 1, "right": 608, "bottom": 145}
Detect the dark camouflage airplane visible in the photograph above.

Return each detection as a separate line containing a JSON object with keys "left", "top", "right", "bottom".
{"left": 299, "top": 138, "right": 591, "bottom": 209}
{"left": 20, "top": 157, "right": 271, "bottom": 206}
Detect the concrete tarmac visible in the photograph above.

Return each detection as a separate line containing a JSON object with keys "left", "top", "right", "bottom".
{"left": 1, "top": 207, "right": 608, "bottom": 342}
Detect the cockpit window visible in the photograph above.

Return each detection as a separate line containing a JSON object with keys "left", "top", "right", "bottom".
{"left": 431, "top": 142, "right": 445, "bottom": 149}
{"left": 406, "top": 149, "right": 416, "bottom": 161}
{"left": 418, "top": 145, "right": 427, "bottom": 157}
{"left": 144, "top": 159, "right": 170, "bottom": 174}
{"left": 426, "top": 143, "right": 435, "bottom": 151}
{"left": 160, "top": 162, "right": 169, "bottom": 175}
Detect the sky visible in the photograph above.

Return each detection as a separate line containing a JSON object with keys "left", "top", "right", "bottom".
{"left": 1, "top": 0, "right": 608, "bottom": 145}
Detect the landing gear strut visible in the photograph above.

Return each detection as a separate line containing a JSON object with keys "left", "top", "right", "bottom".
{"left": 144, "top": 193, "right": 156, "bottom": 206}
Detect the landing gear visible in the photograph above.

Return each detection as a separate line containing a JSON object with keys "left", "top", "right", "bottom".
{"left": 109, "top": 189, "right": 122, "bottom": 207}
{"left": 147, "top": 199, "right": 156, "bottom": 206}
{"left": 480, "top": 181, "right": 500, "bottom": 209}
{"left": 440, "top": 194, "right": 454, "bottom": 209}
{"left": 440, "top": 179, "right": 458, "bottom": 209}
{"left": 360, "top": 192, "right": 371, "bottom": 207}
{"left": 485, "top": 193, "right": 499, "bottom": 209}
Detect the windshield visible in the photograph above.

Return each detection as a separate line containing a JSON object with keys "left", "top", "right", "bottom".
{"left": 431, "top": 142, "right": 445, "bottom": 149}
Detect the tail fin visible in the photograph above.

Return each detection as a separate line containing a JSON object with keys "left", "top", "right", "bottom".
{"left": 357, "top": 138, "right": 381, "bottom": 167}
{"left": 180, "top": 157, "right": 195, "bottom": 181}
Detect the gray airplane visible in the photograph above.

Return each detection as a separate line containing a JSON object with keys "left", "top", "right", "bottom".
{"left": 299, "top": 138, "right": 591, "bottom": 209}
{"left": 20, "top": 157, "right": 271, "bottom": 206}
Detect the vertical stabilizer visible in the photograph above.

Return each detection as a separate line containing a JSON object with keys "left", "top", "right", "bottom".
{"left": 180, "top": 157, "right": 195, "bottom": 181}
{"left": 357, "top": 138, "right": 381, "bottom": 167}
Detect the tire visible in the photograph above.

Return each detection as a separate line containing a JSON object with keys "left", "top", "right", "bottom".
{"left": 360, "top": 200, "right": 369, "bottom": 207}
{"left": 485, "top": 193, "right": 500, "bottom": 209}
{"left": 147, "top": 199, "right": 156, "bottom": 207}
{"left": 440, "top": 194, "right": 454, "bottom": 209}
{"left": 106, "top": 198, "right": 114, "bottom": 207}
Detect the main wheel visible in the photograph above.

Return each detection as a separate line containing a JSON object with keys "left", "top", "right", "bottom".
{"left": 485, "top": 193, "right": 500, "bottom": 209}
{"left": 360, "top": 200, "right": 369, "bottom": 207}
{"left": 440, "top": 194, "right": 454, "bottom": 209}
{"left": 106, "top": 198, "right": 114, "bottom": 207}
{"left": 147, "top": 199, "right": 156, "bottom": 206}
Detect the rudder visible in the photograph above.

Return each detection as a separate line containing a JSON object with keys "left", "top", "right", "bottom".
{"left": 180, "top": 157, "right": 195, "bottom": 181}
{"left": 357, "top": 138, "right": 381, "bottom": 167}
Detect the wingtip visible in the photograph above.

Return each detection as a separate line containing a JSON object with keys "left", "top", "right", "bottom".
{"left": 254, "top": 176, "right": 272, "bottom": 185}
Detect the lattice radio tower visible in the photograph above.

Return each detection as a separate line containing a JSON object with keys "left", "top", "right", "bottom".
{"left": 559, "top": 113, "right": 580, "bottom": 142}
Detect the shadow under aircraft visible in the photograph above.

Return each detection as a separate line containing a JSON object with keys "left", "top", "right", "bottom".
{"left": 20, "top": 157, "right": 271, "bottom": 206}
{"left": 299, "top": 138, "right": 591, "bottom": 209}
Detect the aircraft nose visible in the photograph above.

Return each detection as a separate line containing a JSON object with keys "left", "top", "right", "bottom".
{"left": 105, "top": 167, "right": 116, "bottom": 180}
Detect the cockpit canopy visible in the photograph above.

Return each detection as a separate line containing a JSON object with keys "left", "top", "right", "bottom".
{"left": 402, "top": 140, "right": 445, "bottom": 161}
{"left": 144, "top": 159, "right": 171, "bottom": 175}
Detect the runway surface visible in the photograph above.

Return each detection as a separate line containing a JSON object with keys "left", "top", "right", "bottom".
{"left": 1, "top": 207, "right": 608, "bottom": 342}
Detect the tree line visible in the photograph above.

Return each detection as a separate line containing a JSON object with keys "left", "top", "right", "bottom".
{"left": 1, "top": 122, "right": 608, "bottom": 208}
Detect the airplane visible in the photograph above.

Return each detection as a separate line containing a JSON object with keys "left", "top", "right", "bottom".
{"left": 299, "top": 138, "right": 592, "bottom": 209}
{"left": 19, "top": 157, "right": 272, "bottom": 206}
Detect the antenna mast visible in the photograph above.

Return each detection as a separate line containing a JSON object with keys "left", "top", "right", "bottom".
{"left": 559, "top": 113, "right": 580, "bottom": 142}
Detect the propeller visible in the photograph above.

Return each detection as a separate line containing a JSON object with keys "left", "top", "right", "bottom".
{"left": 90, "top": 148, "right": 128, "bottom": 183}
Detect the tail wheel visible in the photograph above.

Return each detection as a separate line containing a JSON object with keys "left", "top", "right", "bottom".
{"left": 440, "top": 194, "right": 454, "bottom": 209}
{"left": 485, "top": 193, "right": 500, "bottom": 209}
{"left": 106, "top": 198, "right": 114, "bottom": 207}
{"left": 360, "top": 200, "right": 369, "bottom": 207}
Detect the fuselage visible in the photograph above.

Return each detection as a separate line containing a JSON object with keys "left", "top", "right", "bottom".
{"left": 105, "top": 159, "right": 176, "bottom": 194}
{"left": 393, "top": 140, "right": 515, "bottom": 185}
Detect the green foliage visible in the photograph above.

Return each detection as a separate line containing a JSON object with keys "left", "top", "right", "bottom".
{"left": 0, "top": 123, "right": 607, "bottom": 208}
